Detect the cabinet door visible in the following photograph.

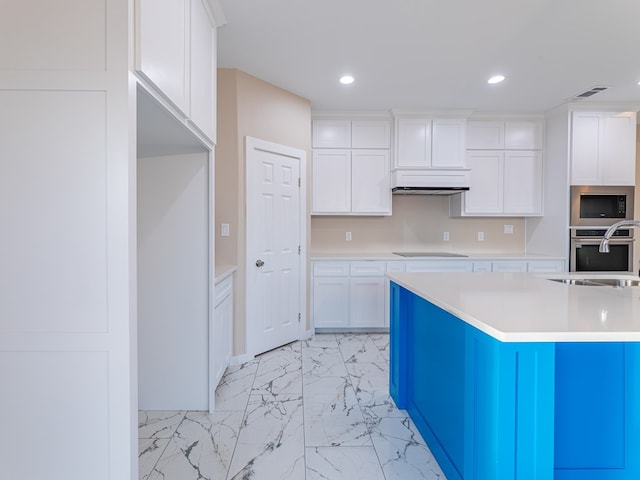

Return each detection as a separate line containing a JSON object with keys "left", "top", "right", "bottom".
{"left": 312, "top": 120, "right": 351, "bottom": 148}
{"left": 464, "top": 151, "right": 503, "bottom": 214}
{"left": 395, "top": 118, "right": 431, "bottom": 168}
{"left": 602, "top": 112, "right": 636, "bottom": 185}
{"left": 312, "top": 150, "right": 351, "bottom": 213}
{"left": 189, "top": 0, "right": 215, "bottom": 140}
{"left": 467, "top": 121, "right": 504, "bottom": 149}
{"left": 571, "top": 112, "right": 603, "bottom": 185}
{"left": 351, "top": 149, "right": 391, "bottom": 214}
{"left": 313, "top": 276, "right": 349, "bottom": 328}
{"left": 505, "top": 121, "right": 544, "bottom": 149}
{"left": 432, "top": 119, "right": 466, "bottom": 168}
{"left": 350, "top": 277, "right": 386, "bottom": 327}
{"left": 351, "top": 120, "right": 391, "bottom": 149}
{"left": 137, "top": 0, "right": 188, "bottom": 113}
{"left": 503, "top": 151, "right": 543, "bottom": 215}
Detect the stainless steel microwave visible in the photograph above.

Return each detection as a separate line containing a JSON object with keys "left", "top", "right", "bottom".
{"left": 570, "top": 185, "right": 635, "bottom": 227}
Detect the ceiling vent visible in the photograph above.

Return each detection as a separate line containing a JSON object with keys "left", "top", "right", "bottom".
{"left": 571, "top": 86, "right": 609, "bottom": 100}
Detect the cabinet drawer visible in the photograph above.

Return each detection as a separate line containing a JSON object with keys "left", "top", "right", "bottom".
{"left": 350, "top": 261, "right": 385, "bottom": 276}
{"left": 386, "top": 261, "right": 406, "bottom": 273}
{"left": 527, "top": 260, "right": 565, "bottom": 273}
{"left": 406, "top": 260, "right": 473, "bottom": 272}
{"left": 313, "top": 261, "right": 349, "bottom": 276}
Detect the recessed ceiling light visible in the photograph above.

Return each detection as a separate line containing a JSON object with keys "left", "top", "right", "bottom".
{"left": 488, "top": 75, "right": 505, "bottom": 85}
{"left": 339, "top": 75, "right": 354, "bottom": 85}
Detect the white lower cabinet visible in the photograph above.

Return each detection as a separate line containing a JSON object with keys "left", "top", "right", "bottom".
{"left": 313, "top": 261, "right": 386, "bottom": 330}
{"left": 213, "top": 274, "right": 233, "bottom": 390}
{"left": 312, "top": 257, "right": 566, "bottom": 331}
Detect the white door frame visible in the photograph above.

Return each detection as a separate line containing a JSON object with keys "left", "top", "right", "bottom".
{"left": 245, "top": 136, "right": 307, "bottom": 357}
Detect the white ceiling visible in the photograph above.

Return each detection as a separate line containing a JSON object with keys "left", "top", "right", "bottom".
{"left": 216, "top": 0, "right": 640, "bottom": 114}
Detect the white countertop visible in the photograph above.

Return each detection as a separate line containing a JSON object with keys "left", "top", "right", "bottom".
{"left": 311, "top": 252, "right": 565, "bottom": 261}
{"left": 387, "top": 272, "right": 640, "bottom": 343}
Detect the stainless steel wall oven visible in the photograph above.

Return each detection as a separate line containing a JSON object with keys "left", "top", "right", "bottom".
{"left": 570, "top": 228, "right": 634, "bottom": 272}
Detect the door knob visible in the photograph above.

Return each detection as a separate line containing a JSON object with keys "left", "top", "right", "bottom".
{"left": 256, "top": 259, "right": 265, "bottom": 267}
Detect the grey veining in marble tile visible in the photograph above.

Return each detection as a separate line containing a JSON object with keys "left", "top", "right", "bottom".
{"left": 214, "top": 360, "right": 259, "bottom": 411}
{"left": 303, "top": 346, "right": 349, "bottom": 377}
{"left": 304, "top": 333, "right": 337, "bottom": 347}
{"left": 138, "top": 438, "right": 168, "bottom": 480}
{"left": 149, "top": 410, "right": 243, "bottom": 480}
{"left": 370, "top": 416, "right": 445, "bottom": 480}
{"left": 305, "top": 446, "right": 386, "bottom": 480}
{"left": 303, "top": 376, "right": 371, "bottom": 447}
{"left": 346, "top": 361, "right": 406, "bottom": 419}
{"left": 227, "top": 393, "right": 305, "bottom": 480}
{"left": 138, "top": 411, "right": 185, "bottom": 439}
{"left": 252, "top": 343, "right": 302, "bottom": 395}
{"left": 337, "top": 333, "right": 386, "bottom": 364}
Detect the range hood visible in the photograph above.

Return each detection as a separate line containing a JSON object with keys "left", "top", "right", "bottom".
{"left": 392, "top": 186, "right": 469, "bottom": 196}
{"left": 392, "top": 169, "right": 471, "bottom": 195}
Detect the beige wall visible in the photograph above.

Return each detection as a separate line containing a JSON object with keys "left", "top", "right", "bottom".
{"left": 312, "top": 196, "right": 526, "bottom": 253}
{"left": 215, "top": 68, "right": 312, "bottom": 356}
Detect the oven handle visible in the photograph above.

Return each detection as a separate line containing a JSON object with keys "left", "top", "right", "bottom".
{"left": 571, "top": 238, "right": 635, "bottom": 245}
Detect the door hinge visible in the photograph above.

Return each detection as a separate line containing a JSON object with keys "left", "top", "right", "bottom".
{"left": 298, "top": 245, "right": 301, "bottom": 255}
{"left": 298, "top": 177, "right": 301, "bottom": 187}
{"left": 298, "top": 313, "right": 301, "bottom": 322}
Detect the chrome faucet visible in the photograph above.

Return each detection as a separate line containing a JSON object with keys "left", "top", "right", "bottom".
{"left": 599, "top": 220, "right": 640, "bottom": 253}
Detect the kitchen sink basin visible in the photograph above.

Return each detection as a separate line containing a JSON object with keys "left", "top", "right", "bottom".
{"left": 548, "top": 277, "right": 640, "bottom": 288}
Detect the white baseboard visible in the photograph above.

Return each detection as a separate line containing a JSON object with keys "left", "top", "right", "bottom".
{"left": 229, "top": 353, "right": 255, "bottom": 367}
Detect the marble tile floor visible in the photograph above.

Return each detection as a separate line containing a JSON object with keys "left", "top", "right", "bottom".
{"left": 139, "top": 333, "right": 446, "bottom": 479}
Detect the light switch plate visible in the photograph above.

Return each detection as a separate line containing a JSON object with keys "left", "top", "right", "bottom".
{"left": 221, "top": 223, "right": 230, "bottom": 237}
{"left": 478, "top": 231, "right": 484, "bottom": 241}
{"left": 504, "top": 224, "right": 514, "bottom": 234}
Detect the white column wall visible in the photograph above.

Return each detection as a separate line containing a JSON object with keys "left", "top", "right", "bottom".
{"left": 0, "top": 0, "right": 135, "bottom": 479}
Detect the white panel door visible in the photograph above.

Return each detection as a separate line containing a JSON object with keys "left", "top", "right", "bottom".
{"left": 396, "top": 118, "right": 431, "bottom": 168}
{"left": 570, "top": 112, "right": 602, "bottom": 185}
{"left": 351, "top": 149, "right": 391, "bottom": 214}
{"left": 350, "top": 277, "right": 386, "bottom": 327}
{"left": 137, "top": 0, "right": 189, "bottom": 113}
{"left": 432, "top": 118, "right": 466, "bottom": 168}
{"left": 189, "top": 0, "right": 215, "bottom": 140}
{"left": 602, "top": 112, "right": 636, "bottom": 185}
{"left": 464, "top": 151, "right": 503, "bottom": 214}
{"left": 503, "top": 150, "right": 543, "bottom": 215}
{"left": 312, "top": 149, "right": 351, "bottom": 213}
{"left": 246, "top": 138, "right": 305, "bottom": 356}
{"left": 313, "top": 277, "right": 349, "bottom": 328}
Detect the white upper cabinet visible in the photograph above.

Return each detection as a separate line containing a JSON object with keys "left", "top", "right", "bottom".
{"left": 394, "top": 116, "right": 466, "bottom": 169}
{"left": 467, "top": 119, "right": 543, "bottom": 150}
{"left": 570, "top": 111, "right": 636, "bottom": 186}
{"left": 312, "top": 119, "right": 390, "bottom": 149}
{"left": 189, "top": 0, "right": 216, "bottom": 141}
{"left": 137, "top": 0, "right": 189, "bottom": 113}
{"left": 136, "top": 0, "right": 218, "bottom": 142}
{"left": 312, "top": 120, "right": 352, "bottom": 148}
{"left": 312, "top": 117, "right": 391, "bottom": 215}
{"left": 312, "top": 149, "right": 352, "bottom": 213}
{"left": 451, "top": 150, "right": 543, "bottom": 216}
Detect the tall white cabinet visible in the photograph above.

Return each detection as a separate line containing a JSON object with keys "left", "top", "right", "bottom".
{"left": 0, "top": 1, "right": 224, "bottom": 479}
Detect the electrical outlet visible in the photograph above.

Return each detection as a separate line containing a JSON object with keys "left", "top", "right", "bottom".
{"left": 443, "top": 231, "right": 450, "bottom": 241}
{"left": 478, "top": 231, "right": 484, "bottom": 241}
{"left": 504, "top": 224, "right": 514, "bottom": 234}
{"left": 221, "top": 223, "right": 230, "bottom": 237}
{"left": 345, "top": 231, "right": 352, "bottom": 241}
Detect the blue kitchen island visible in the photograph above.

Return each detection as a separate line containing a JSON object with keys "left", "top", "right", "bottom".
{"left": 388, "top": 272, "right": 640, "bottom": 480}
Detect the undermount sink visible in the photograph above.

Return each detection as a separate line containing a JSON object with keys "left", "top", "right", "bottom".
{"left": 548, "top": 277, "right": 640, "bottom": 288}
